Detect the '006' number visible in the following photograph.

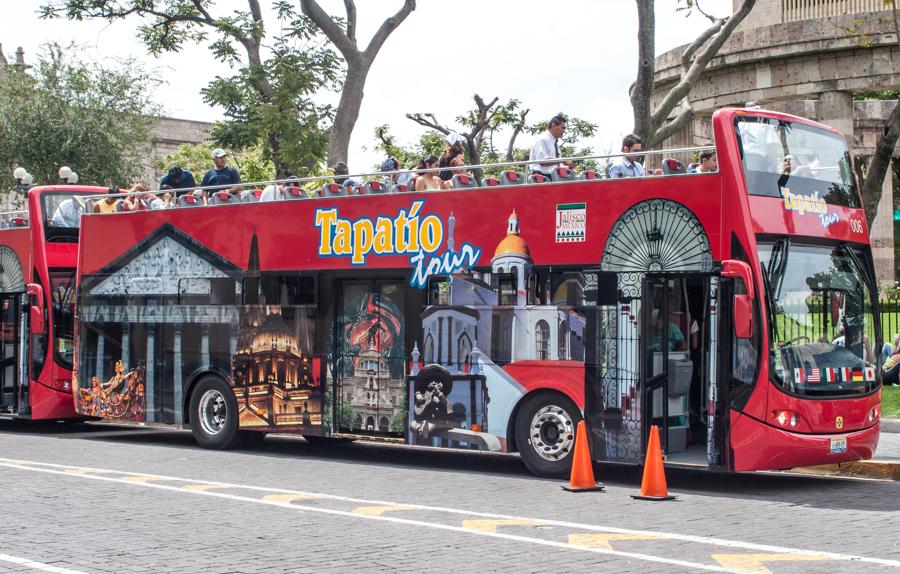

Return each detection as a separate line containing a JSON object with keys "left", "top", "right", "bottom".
{"left": 849, "top": 219, "right": 864, "bottom": 234}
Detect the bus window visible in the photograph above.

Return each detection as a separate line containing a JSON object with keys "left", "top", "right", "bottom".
{"left": 49, "top": 269, "right": 76, "bottom": 371}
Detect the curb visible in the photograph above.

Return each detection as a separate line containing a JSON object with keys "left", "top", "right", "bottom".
{"left": 881, "top": 418, "right": 900, "bottom": 433}
{"left": 794, "top": 460, "right": 900, "bottom": 480}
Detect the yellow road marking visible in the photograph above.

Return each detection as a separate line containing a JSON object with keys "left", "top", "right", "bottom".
{"left": 711, "top": 553, "right": 831, "bottom": 573}
{"left": 120, "top": 476, "right": 161, "bottom": 483}
{"left": 351, "top": 505, "right": 416, "bottom": 516}
{"left": 462, "top": 519, "right": 543, "bottom": 532}
{"left": 181, "top": 483, "right": 228, "bottom": 492}
{"left": 569, "top": 532, "right": 664, "bottom": 550}
{"left": 63, "top": 469, "right": 91, "bottom": 476}
{"left": 261, "top": 493, "right": 321, "bottom": 503}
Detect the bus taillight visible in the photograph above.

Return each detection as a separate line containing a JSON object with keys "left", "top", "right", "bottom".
{"left": 773, "top": 410, "right": 799, "bottom": 429}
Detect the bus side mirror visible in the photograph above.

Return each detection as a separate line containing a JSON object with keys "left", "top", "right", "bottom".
{"left": 26, "top": 283, "right": 45, "bottom": 334}
{"left": 720, "top": 259, "right": 755, "bottom": 299}
{"left": 733, "top": 294, "right": 753, "bottom": 339}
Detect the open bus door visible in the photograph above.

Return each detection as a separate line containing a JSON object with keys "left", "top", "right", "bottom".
{"left": 0, "top": 284, "right": 41, "bottom": 417}
{"left": 640, "top": 273, "right": 729, "bottom": 468}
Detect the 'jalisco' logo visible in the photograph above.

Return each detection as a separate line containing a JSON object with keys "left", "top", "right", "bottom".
{"left": 315, "top": 200, "right": 481, "bottom": 288}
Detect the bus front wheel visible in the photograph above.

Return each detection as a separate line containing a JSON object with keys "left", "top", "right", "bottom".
{"left": 189, "top": 377, "right": 242, "bottom": 450}
{"left": 515, "top": 392, "right": 581, "bottom": 478}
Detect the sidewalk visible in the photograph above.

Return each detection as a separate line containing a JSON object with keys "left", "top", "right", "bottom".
{"left": 795, "top": 419, "right": 900, "bottom": 480}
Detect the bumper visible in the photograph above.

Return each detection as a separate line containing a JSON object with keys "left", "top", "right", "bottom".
{"left": 731, "top": 413, "right": 880, "bottom": 471}
{"left": 30, "top": 382, "right": 80, "bottom": 420}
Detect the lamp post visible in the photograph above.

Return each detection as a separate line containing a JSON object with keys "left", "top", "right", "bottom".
{"left": 57, "top": 166, "right": 79, "bottom": 185}
{"left": 12, "top": 167, "right": 33, "bottom": 206}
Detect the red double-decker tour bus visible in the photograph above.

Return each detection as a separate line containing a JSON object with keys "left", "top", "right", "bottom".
{"left": 0, "top": 185, "right": 105, "bottom": 420}
{"left": 71, "top": 107, "right": 881, "bottom": 476}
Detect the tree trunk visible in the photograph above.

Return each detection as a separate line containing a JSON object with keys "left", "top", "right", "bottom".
{"left": 328, "top": 58, "right": 369, "bottom": 167}
{"left": 862, "top": 100, "right": 900, "bottom": 227}
{"left": 631, "top": 0, "right": 656, "bottom": 144}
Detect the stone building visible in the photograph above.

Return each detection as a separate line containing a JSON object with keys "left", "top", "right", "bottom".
{"left": 652, "top": 0, "right": 900, "bottom": 283}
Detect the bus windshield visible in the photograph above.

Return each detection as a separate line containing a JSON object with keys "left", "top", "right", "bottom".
{"left": 43, "top": 192, "right": 88, "bottom": 230}
{"left": 758, "top": 240, "right": 878, "bottom": 397}
{"left": 736, "top": 116, "right": 860, "bottom": 209}
{"left": 50, "top": 268, "right": 76, "bottom": 371}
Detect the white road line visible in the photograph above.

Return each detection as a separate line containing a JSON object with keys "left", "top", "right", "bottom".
{"left": 2, "top": 458, "right": 899, "bottom": 571}
{"left": 0, "top": 553, "right": 89, "bottom": 574}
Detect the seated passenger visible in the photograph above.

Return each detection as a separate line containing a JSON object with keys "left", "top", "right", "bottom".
{"left": 333, "top": 161, "right": 360, "bottom": 190}
{"left": 94, "top": 187, "right": 120, "bottom": 214}
{"left": 415, "top": 156, "right": 448, "bottom": 191}
{"left": 439, "top": 133, "right": 466, "bottom": 182}
{"left": 147, "top": 185, "right": 173, "bottom": 210}
{"left": 608, "top": 134, "right": 648, "bottom": 178}
{"left": 50, "top": 195, "right": 87, "bottom": 227}
{"left": 122, "top": 183, "right": 149, "bottom": 211}
{"left": 381, "top": 157, "right": 400, "bottom": 189}
{"left": 883, "top": 348, "right": 900, "bottom": 386}
{"left": 260, "top": 180, "right": 285, "bottom": 201}
{"left": 695, "top": 150, "right": 717, "bottom": 173}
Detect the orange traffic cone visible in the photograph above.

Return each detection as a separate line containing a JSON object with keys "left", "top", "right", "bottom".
{"left": 561, "top": 420, "right": 605, "bottom": 492}
{"left": 632, "top": 425, "right": 675, "bottom": 500}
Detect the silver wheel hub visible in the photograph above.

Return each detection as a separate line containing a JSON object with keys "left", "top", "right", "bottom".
{"left": 529, "top": 405, "right": 575, "bottom": 461}
{"left": 198, "top": 389, "right": 228, "bottom": 435}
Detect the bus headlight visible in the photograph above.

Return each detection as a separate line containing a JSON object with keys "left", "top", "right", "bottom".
{"left": 773, "top": 410, "right": 799, "bottom": 428}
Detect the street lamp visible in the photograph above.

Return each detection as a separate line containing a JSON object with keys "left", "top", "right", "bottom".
{"left": 12, "top": 167, "right": 34, "bottom": 206}
{"left": 58, "top": 166, "right": 72, "bottom": 182}
{"left": 67, "top": 172, "right": 79, "bottom": 184}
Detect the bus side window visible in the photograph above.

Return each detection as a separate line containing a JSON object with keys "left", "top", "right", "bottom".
{"left": 494, "top": 273, "right": 516, "bottom": 306}
{"left": 427, "top": 276, "right": 449, "bottom": 305}
{"left": 242, "top": 277, "right": 259, "bottom": 305}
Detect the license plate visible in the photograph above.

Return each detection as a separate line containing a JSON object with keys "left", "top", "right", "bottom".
{"left": 830, "top": 437, "right": 847, "bottom": 454}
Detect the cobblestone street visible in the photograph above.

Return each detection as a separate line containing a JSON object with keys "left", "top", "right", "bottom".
{"left": 0, "top": 421, "right": 898, "bottom": 574}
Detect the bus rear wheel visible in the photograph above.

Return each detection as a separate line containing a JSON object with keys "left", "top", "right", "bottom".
{"left": 189, "top": 377, "right": 242, "bottom": 450}
{"left": 515, "top": 392, "right": 581, "bottom": 478}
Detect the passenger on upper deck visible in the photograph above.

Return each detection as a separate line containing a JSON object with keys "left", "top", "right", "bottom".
{"left": 147, "top": 185, "right": 173, "bottom": 209}
{"left": 333, "top": 161, "right": 360, "bottom": 192}
{"left": 692, "top": 150, "right": 718, "bottom": 173}
{"left": 159, "top": 166, "right": 196, "bottom": 196}
{"left": 529, "top": 115, "right": 574, "bottom": 179}
{"left": 201, "top": 149, "right": 242, "bottom": 194}
{"left": 50, "top": 195, "right": 87, "bottom": 227}
{"left": 439, "top": 133, "right": 466, "bottom": 182}
{"left": 415, "top": 156, "right": 447, "bottom": 191}
{"left": 381, "top": 157, "right": 400, "bottom": 189}
{"left": 94, "top": 187, "right": 120, "bottom": 214}
{"left": 122, "top": 183, "right": 149, "bottom": 211}
{"left": 607, "top": 134, "right": 647, "bottom": 178}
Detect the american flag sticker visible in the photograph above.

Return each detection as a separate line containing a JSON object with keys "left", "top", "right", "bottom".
{"left": 807, "top": 368, "right": 821, "bottom": 383}
{"left": 864, "top": 367, "right": 876, "bottom": 382}
{"left": 793, "top": 368, "right": 805, "bottom": 383}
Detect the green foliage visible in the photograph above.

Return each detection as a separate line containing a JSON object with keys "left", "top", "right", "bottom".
{"left": 0, "top": 43, "right": 160, "bottom": 190}
{"left": 854, "top": 90, "right": 900, "bottom": 101}
{"left": 373, "top": 126, "right": 443, "bottom": 170}
{"left": 884, "top": 384, "right": 900, "bottom": 418}
{"left": 41, "top": 0, "right": 342, "bottom": 178}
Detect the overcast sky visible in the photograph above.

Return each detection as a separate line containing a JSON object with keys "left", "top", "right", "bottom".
{"left": 6, "top": 0, "right": 733, "bottom": 172}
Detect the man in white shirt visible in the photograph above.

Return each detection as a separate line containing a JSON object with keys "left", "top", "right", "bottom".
{"left": 607, "top": 134, "right": 647, "bottom": 178}
{"left": 49, "top": 195, "right": 87, "bottom": 227}
{"left": 529, "top": 115, "right": 575, "bottom": 179}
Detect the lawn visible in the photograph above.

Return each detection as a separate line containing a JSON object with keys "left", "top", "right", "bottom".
{"left": 884, "top": 384, "right": 900, "bottom": 419}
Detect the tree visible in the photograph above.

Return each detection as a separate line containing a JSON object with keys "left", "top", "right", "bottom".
{"left": 631, "top": 0, "right": 756, "bottom": 148}
{"left": 41, "top": 0, "right": 341, "bottom": 178}
{"left": 299, "top": 0, "right": 416, "bottom": 167}
{"left": 405, "top": 95, "right": 596, "bottom": 178}
{"left": 855, "top": 1, "right": 900, "bottom": 227}
{"left": 0, "top": 43, "right": 159, "bottom": 195}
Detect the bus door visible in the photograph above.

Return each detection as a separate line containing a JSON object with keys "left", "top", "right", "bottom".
{"left": 0, "top": 294, "right": 20, "bottom": 414}
{"left": 641, "top": 274, "right": 716, "bottom": 465}
{"left": 334, "top": 279, "right": 406, "bottom": 436}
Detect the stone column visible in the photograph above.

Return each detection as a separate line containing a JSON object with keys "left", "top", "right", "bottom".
{"left": 173, "top": 327, "right": 183, "bottom": 424}
{"left": 145, "top": 326, "right": 155, "bottom": 423}
{"left": 120, "top": 325, "right": 130, "bottom": 370}
{"left": 95, "top": 334, "right": 105, "bottom": 381}
{"left": 818, "top": 91, "right": 854, "bottom": 147}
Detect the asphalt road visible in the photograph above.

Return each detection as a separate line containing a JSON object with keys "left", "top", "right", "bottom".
{"left": 0, "top": 420, "right": 898, "bottom": 574}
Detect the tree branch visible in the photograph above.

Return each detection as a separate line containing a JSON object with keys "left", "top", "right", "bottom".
{"left": 406, "top": 113, "right": 450, "bottom": 135}
{"left": 343, "top": 0, "right": 357, "bottom": 44}
{"left": 300, "top": 0, "right": 358, "bottom": 56}
{"left": 652, "top": 103, "right": 695, "bottom": 145}
{"left": 506, "top": 108, "right": 530, "bottom": 161}
{"left": 650, "top": 0, "right": 755, "bottom": 130}
{"left": 362, "top": 0, "right": 416, "bottom": 63}
{"left": 862, "top": 100, "right": 900, "bottom": 226}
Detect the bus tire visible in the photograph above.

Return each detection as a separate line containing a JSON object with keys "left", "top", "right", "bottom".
{"left": 189, "top": 376, "right": 242, "bottom": 450}
{"left": 514, "top": 391, "right": 581, "bottom": 478}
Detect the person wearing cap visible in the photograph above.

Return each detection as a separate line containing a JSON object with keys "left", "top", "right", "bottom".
{"left": 50, "top": 194, "right": 87, "bottom": 227}
{"left": 200, "top": 148, "right": 242, "bottom": 194}
{"left": 439, "top": 133, "right": 466, "bottom": 182}
{"left": 159, "top": 165, "right": 196, "bottom": 197}
{"left": 380, "top": 157, "right": 400, "bottom": 190}
{"left": 529, "top": 115, "right": 575, "bottom": 179}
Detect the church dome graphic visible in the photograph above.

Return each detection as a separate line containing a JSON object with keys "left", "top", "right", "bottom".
{"left": 492, "top": 210, "right": 531, "bottom": 260}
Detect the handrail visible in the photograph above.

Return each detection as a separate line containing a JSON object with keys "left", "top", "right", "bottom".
{"left": 79, "top": 144, "right": 716, "bottom": 210}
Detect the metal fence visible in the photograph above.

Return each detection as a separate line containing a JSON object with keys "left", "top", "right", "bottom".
{"left": 781, "top": 0, "right": 883, "bottom": 22}
{"left": 881, "top": 297, "right": 900, "bottom": 348}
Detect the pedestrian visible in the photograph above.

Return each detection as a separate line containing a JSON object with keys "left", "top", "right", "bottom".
{"left": 200, "top": 148, "right": 242, "bottom": 194}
